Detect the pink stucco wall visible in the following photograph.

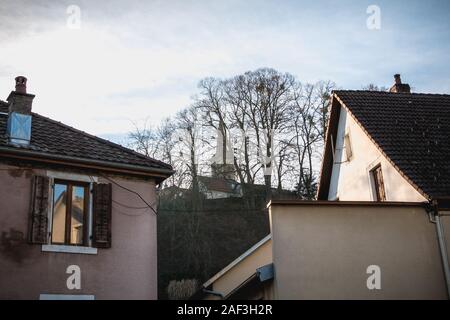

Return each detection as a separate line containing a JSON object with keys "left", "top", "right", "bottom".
{"left": 0, "top": 163, "right": 158, "bottom": 300}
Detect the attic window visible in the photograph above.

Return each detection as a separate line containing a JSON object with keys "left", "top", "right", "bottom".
{"left": 370, "top": 164, "right": 386, "bottom": 201}
{"left": 7, "top": 112, "right": 32, "bottom": 146}
{"left": 344, "top": 133, "right": 353, "bottom": 161}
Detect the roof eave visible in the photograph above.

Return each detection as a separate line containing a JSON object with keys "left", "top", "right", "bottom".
{"left": 0, "top": 146, "right": 175, "bottom": 182}
{"left": 269, "top": 199, "right": 428, "bottom": 207}
{"left": 316, "top": 94, "right": 341, "bottom": 200}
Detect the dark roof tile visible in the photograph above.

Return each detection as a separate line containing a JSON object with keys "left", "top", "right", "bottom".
{"left": 334, "top": 90, "right": 450, "bottom": 198}
{"left": 0, "top": 103, "right": 172, "bottom": 173}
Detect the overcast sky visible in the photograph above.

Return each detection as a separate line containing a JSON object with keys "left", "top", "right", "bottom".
{"left": 1, "top": 0, "right": 449, "bottom": 141}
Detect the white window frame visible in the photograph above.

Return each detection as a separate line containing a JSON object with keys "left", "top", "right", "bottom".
{"left": 344, "top": 130, "right": 353, "bottom": 162}
{"left": 367, "top": 161, "right": 388, "bottom": 201}
{"left": 42, "top": 171, "right": 98, "bottom": 255}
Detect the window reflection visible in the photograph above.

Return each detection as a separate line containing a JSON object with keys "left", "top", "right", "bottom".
{"left": 71, "top": 186, "right": 85, "bottom": 245}
{"left": 52, "top": 184, "right": 67, "bottom": 244}
{"left": 51, "top": 181, "right": 87, "bottom": 246}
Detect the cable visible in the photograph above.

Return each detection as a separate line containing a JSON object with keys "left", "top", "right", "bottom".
{"left": 89, "top": 174, "right": 156, "bottom": 215}
{"left": 111, "top": 203, "right": 150, "bottom": 217}
{"left": 112, "top": 199, "right": 150, "bottom": 210}
{"left": 89, "top": 175, "right": 154, "bottom": 217}
{"left": 98, "top": 173, "right": 158, "bottom": 215}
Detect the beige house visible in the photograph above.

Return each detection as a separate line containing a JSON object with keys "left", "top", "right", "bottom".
{"left": 192, "top": 235, "right": 273, "bottom": 300}
{"left": 196, "top": 75, "right": 450, "bottom": 300}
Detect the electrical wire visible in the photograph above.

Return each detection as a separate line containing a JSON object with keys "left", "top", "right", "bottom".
{"left": 111, "top": 202, "right": 150, "bottom": 217}
{"left": 89, "top": 175, "right": 156, "bottom": 217}
{"left": 112, "top": 199, "right": 150, "bottom": 210}
{"left": 98, "top": 173, "right": 158, "bottom": 215}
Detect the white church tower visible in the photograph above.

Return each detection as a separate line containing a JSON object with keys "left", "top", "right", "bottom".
{"left": 211, "top": 121, "right": 235, "bottom": 180}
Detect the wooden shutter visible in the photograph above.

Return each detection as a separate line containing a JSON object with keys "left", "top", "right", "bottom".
{"left": 92, "top": 183, "right": 112, "bottom": 248}
{"left": 372, "top": 165, "right": 386, "bottom": 201}
{"left": 29, "top": 175, "right": 50, "bottom": 244}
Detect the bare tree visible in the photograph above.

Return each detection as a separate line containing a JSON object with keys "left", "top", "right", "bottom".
{"left": 130, "top": 69, "right": 339, "bottom": 296}
{"left": 223, "top": 75, "right": 257, "bottom": 186}
{"left": 290, "top": 81, "right": 334, "bottom": 199}
{"left": 173, "top": 106, "right": 206, "bottom": 208}
{"left": 129, "top": 68, "right": 335, "bottom": 200}
{"left": 128, "top": 119, "right": 156, "bottom": 158}
{"left": 315, "top": 80, "right": 336, "bottom": 142}
{"left": 362, "top": 84, "right": 388, "bottom": 92}
{"left": 195, "top": 77, "right": 233, "bottom": 178}
{"left": 229, "top": 69, "right": 296, "bottom": 198}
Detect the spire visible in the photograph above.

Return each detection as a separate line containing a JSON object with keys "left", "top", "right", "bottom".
{"left": 211, "top": 120, "right": 235, "bottom": 179}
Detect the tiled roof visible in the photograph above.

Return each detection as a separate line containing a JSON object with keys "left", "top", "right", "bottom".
{"left": 198, "top": 176, "right": 240, "bottom": 194}
{"left": 0, "top": 102, "right": 172, "bottom": 175}
{"left": 331, "top": 90, "right": 450, "bottom": 198}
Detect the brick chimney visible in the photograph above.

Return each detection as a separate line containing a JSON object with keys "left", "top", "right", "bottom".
{"left": 389, "top": 74, "right": 411, "bottom": 93}
{"left": 7, "top": 76, "right": 35, "bottom": 114}
{"left": 6, "top": 76, "right": 34, "bottom": 145}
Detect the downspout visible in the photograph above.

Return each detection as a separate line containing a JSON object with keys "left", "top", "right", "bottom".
{"left": 428, "top": 199, "right": 450, "bottom": 299}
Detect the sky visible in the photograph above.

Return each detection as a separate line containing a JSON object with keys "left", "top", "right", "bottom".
{"left": 1, "top": 0, "right": 449, "bottom": 142}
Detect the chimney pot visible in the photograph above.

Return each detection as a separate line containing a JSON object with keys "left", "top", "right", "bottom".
{"left": 7, "top": 75, "right": 35, "bottom": 115}
{"left": 389, "top": 73, "right": 410, "bottom": 93}
{"left": 15, "top": 76, "right": 27, "bottom": 94}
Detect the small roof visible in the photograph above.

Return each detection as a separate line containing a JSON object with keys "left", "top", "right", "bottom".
{"left": 318, "top": 90, "right": 450, "bottom": 199}
{"left": 0, "top": 102, "right": 173, "bottom": 180}
{"left": 202, "top": 234, "right": 272, "bottom": 289}
{"left": 198, "top": 176, "right": 240, "bottom": 194}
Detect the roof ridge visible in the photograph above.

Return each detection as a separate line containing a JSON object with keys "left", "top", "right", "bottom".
{"left": 333, "top": 90, "right": 450, "bottom": 97}
{"left": 31, "top": 111, "right": 172, "bottom": 170}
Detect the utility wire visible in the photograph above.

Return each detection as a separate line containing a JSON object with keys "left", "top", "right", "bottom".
{"left": 111, "top": 202, "right": 150, "bottom": 217}
{"left": 98, "top": 173, "right": 158, "bottom": 215}
{"left": 112, "top": 199, "right": 150, "bottom": 210}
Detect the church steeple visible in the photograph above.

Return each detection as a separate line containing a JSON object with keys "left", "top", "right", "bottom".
{"left": 211, "top": 120, "right": 235, "bottom": 180}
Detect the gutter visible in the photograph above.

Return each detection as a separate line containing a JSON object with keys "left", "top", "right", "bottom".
{"left": 428, "top": 199, "right": 450, "bottom": 299}
{"left": 0, "top": 146, "right": 175, "bottom": 179}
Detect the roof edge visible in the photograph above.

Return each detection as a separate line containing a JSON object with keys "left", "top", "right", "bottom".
{"left": 32, "top": 112, "right": 172, "bottom": 170}
{"left": 269, "top": 199, "right": 428, "bottom": 207}
{"left": 0, "top": 146, "right": 175, "bottom": 181}
{"left": 332, "top": 89, "right": 450, "bottom": 97}
{"left": 316, "top": 94, "right": 341, "bottom": 199}
{"left": 202, "top": 234, "right": 272, "bottom": 289}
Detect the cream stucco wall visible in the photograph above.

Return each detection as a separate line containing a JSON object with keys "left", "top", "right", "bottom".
{"left": 204, "top": 237, "right": 273, "bottom": 300}
{"left": 328, "top": 107, "right": 426, "bottom": 202}
{"left": 270, "top": 203, "right": 449, "bottom": 299}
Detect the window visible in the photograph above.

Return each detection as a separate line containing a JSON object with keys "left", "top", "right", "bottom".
{"left": 370, "top": 164, "right": 386, "bottom": 201}
{"left": 344, "top": 133, "right": 353, "bottom": 161}
{"left": 29, "top": 175, "right": 112, "bottom": 249}
{"left": 51, "top": 180, "right": 89, "bottom": 246}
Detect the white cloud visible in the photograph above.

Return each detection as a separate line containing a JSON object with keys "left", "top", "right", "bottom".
{"left": 0, "top": 0, "right": 449, "bottom": 138}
